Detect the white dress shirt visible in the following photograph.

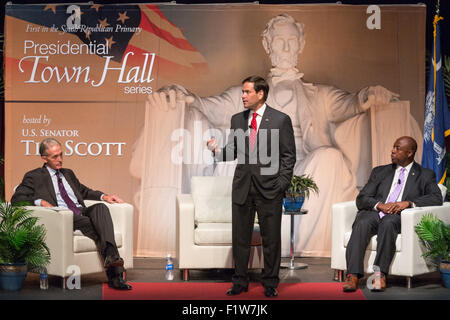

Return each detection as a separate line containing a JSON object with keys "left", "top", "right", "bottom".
{"left": 247, "top": 103, "right": 267, "bottom": 132}
{"left": 34, "top": 166, "right": 83, "bottom": 208}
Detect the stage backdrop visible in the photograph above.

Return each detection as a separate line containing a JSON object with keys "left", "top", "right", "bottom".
{"left": 4, "top": 3, "right": 426, "bottom": 257}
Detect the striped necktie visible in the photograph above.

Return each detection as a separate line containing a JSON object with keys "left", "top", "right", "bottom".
{"left": 379, "top": 167, "right": 406, "bottom": 219}
{"left": 55, "top": 171, "right": 81, "bottom": 215}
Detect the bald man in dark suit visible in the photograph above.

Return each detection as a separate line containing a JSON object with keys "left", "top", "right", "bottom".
{"left": 343, "top": 136, "right": 443, "bottom": 292}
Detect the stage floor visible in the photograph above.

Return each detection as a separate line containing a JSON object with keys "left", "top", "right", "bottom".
{"left": 0, "top": 257, "right": 449, "bottom": 300}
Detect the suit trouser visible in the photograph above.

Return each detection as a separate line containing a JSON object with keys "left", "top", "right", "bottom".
{"left": 231, "top": 182, "right": 283, "bottom": 289}
{"left": 345, "top": 210, "right": 401, "bottom": 276}
{"left": 73, "top": 203, "right": 123, "bottom": 278}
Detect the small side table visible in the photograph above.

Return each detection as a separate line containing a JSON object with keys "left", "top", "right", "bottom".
{"left": 281, "top": 209, "right": 308, "bottom": 270}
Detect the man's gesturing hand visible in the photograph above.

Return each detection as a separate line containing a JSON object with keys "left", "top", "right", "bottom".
{"left": 207, "top": 138, "right": 219, "bottom": 154}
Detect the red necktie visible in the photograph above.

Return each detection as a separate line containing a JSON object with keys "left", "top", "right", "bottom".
{"left": 249, "top": 112, "right": 258, "bottom": 150}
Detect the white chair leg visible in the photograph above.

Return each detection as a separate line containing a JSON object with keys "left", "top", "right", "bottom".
{"left": 333, "top": 269, "right": 345, "bottom": 282}
{"left": 406, "top": 276, "right": 412, "bottom": 289}
{"left": 183, "top": 269, "right": 189, "bottom": 281}
{"left": 339, "top": 270, "right": 345, "bottom": 282}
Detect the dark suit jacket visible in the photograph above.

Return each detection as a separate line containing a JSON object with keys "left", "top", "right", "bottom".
{"left": 11, "top": 165, "right": 103, "bottom": 207}
{"left": 356, "top": 162, "right": 443, "bottom": 211}
{"left": 217, "top": 105, "right": 296, "bottom": 205}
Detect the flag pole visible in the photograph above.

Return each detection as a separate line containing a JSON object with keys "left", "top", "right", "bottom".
{"left": 434, "top": 0, "right": 448, "bottom": 184}
{"left": 432, "top": 10, "right": 444, "bottom": 144}
{"left": 423, "top": 0, "right": 449, "bottom": 186}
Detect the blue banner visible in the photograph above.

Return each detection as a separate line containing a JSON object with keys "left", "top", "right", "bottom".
{"left": 422, "top": 15, "right": 450, "bottom": 184}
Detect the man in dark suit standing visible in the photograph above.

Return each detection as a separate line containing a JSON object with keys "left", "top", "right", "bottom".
{"left": 11, "top": 138, "right": 132, "bottom": 290}
{"left": 207, "top": 76, "right": 296, "bottom": 297}
{"left": 343, "top": 136, "right": 443, "bottom": 292}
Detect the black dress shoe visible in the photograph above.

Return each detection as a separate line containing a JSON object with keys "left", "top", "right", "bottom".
{"left": 264, "top": 287, "right": 278, "bottom": 298}
{"left": 104, "top": 256, "right": 124, "bottom": 269}
{"left": 226, "top": 284, "right": 248, "bottom": 296}
{"left": 108, "top": 276, "right": 132, "bottom": 290}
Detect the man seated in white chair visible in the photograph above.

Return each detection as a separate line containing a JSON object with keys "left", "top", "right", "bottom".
{"left": 343, "top": 136, "right": 442, "bottom": 292}
{"left": 11, "top": 138, "right": 132, "bottom": 290}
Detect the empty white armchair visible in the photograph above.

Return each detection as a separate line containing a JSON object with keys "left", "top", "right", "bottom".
{"left": 176, "top": 176, "right": 263, "bottom": 280}
{"left": 331, "top": 185, "right": 449, "bottom": 288}
{"left": 29, "top": 200, "right": 133, "bottom": 288}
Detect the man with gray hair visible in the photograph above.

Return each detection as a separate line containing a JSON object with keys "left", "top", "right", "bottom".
{"left": 12, "top": 138, "right": 132, "bottom": 290}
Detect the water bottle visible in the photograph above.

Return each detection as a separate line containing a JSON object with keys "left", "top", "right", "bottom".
{"left": 165, "top": 254, "right": 174, "bottom": 281}
{"left": 40, "top": 267, "right": 49, "bottom": 290}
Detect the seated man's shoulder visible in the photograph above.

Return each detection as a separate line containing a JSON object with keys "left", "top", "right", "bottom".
{"left": 417, "top": 165, "right": 437, "bottom": 177}
{"left": 24, "top": 167, "right": 47, "bottom": 176}
{"left": 373, "top": 163, "right": 393, "bottom": 173}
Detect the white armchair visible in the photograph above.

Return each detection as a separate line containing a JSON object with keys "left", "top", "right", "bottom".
{"left": 331, "top": 185, "right": 449, "bottom": 288}
{"left": 29, "top": 200, "right": 133, "bottom": 288}
{"left": 176, "top": 176, "right": 263, "bottom": 280}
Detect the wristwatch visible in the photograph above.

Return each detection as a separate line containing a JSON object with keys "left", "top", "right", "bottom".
{"left": 408, "top": 201, "right": 413, "bottom": 208}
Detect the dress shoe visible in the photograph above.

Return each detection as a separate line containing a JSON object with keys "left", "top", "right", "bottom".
{"left": 104, "top": 256, "right": 124, "bottom": 269}
{"left": 371, "top": 274, "right": 386, "bottom": 292}
{"left": 264, "top": 287, "right": 278, "bottom": 298}
{"left": 108, "top": 276, "right": 132, "bottom": 290}
{"left": 342, "top": 274, "right": 359, "bottom": 292}
{"left": 226, "top": 284, "right": 248, "bottom": 296}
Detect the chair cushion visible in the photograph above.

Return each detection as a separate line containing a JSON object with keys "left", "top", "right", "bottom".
{"left": 194, "top": 195, "right": 232, "bottom": 223}
{"left": 194, "top": 223, "right": 261, "bottom": 246}
{"left": 344, "top": 232, "right": 401, "bottom": 252}
{"left": 73, "top": 232, "right": 123, "bottom": 253}
{"left": 191, "top": 176, "right": 233, "bottom": 223}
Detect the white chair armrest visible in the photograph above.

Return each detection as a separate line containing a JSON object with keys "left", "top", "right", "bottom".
{"left": 26, "top": 206, "right": 75, "bottom": 276}
{"left": 331, "top": 201, "right": 358, "bottom": 269}
{"left": 176, "top": 194, "right": 195, "bottom": 266}
{"left": 401, "top": 203, "right": 450, "bottom": 252}
{"left": 84, "top": 199, "right": 102, "bottom": 207}
{"left": 399, "top": 203, "right": 450, "bottom": 275}
{"left": 84, "top": 200, "right": 133, "bottom": 233}
{"left": 438, "top": 184, "right": 447, "bottom": 202}
{"left": 332, "top": 201, "right": 358, "bottom": 236}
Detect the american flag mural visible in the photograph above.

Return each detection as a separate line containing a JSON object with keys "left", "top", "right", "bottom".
{"left": 4, "top": 3, "right": 209, "bottom": 101}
